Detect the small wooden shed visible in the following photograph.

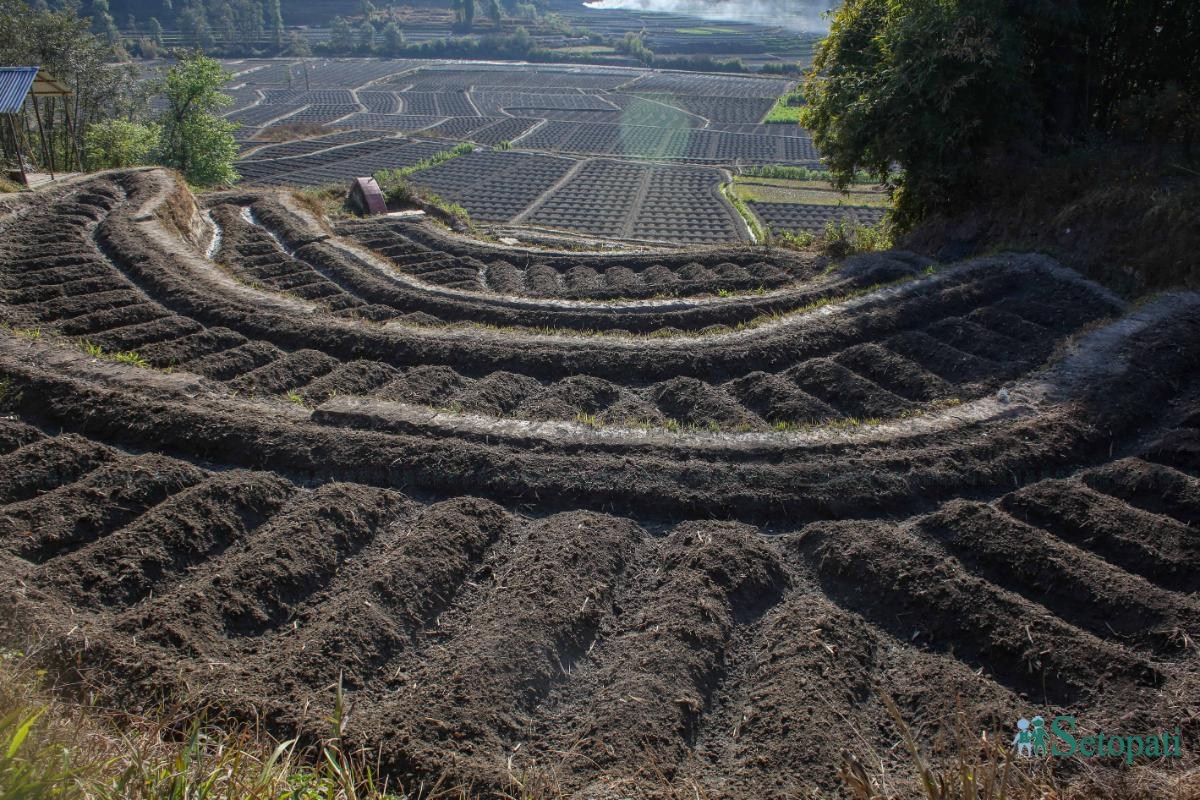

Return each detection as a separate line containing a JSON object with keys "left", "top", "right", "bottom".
{"left": 0, "top": 66, "right": 76, "bottom": 186}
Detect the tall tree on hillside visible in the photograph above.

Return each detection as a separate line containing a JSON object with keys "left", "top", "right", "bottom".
{"left": 358, "top": 19, "right": 376, "bottom": 52}
{"left": 148, "top": 15, "right": 163, "bottom": 45}
{"left": 329, "top": 15, "right": 354, "bottom": 52}
{"left": 157, "top": 52, "right": 239, "bottom": 186}
{"left": 485, "top": 0, "right": 501, "bottom": 25}
{"left": 215, "top": 1, "right": 236, "bottom": 46}
{"left": 231, "top": 0, "right": 263, "bottom": 45}
{"left": 286, "top": 29, "right": 311, "bottom": 58}
{"left": 90, "top": 0, "right": 121, "bottom": 46}
{"left": 178, "top": 0, "right": 213, "bottom": 48}
{"left": 457, "top": 0, "right": 474, "bottom": 31}
{"left": 381, "top": 19, "right": 403, "bottom": 55}
{"left": 267, "top": 0, "right": 283, "bottom": 49}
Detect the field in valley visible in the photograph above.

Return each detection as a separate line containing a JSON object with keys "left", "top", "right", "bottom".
{"left": 216, "top": 58, "right": 864, "bottom": 244}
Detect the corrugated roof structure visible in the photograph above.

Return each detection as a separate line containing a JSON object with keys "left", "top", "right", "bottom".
{"left": 0, "top": 67, "right": 38, "bottom": 115}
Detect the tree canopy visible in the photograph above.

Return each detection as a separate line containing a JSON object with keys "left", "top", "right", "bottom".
{"left": 801, "top": 0, "right": 1200, "bottom": 229}
{"left": 157, "top": 52, "right": 239, "bottom": 186}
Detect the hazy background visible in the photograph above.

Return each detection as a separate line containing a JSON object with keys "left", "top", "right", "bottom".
{"left": 582, "top": 0, "right": 834, "bottom": 33}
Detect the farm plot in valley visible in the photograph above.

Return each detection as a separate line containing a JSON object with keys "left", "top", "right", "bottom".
{"left": 2, "top": 169, "right": 1197, "bottom": 798}
{"left": 218, "top": 58, "right": 868, "bottom": 240}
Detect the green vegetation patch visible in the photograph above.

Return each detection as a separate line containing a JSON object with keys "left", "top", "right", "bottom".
{"left": 733, "top": 176, "right": 890, "bottom": 208}
{"left": 763, "top": 88, "right": 807, "bottom": 123}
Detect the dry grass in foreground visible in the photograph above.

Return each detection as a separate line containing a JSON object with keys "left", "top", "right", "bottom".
{"left": 3, "top": 649, "right": 1196, "bottom": 799}
{"left": 0, "top": 648, "right": 421, "bottom": 800}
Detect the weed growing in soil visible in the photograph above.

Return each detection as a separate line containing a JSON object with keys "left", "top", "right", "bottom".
{"left": 78, "top": 340, "right": 151, "bottom": 369}
{"left": 286, "top": 391, "right": 308, "bottom": 408}
{"left": 574, "top": 411, "right": 600, "bottom": 428}
{"left": 11, "top": 327, "right": 41, "bottom": 339}
{"left": 112, "top": 351, "right": 151, "bottom": 369}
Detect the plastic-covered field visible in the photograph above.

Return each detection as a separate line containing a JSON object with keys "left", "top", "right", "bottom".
{"left": 221, "top": 58, "right": 809, "bottom": 159}
{"left": 219, "top": 59, "right": 859, "bottom": 242}
{"left": 234, "top": 138, "right": 448, "bottom": 187}
{"left": 3, "top": 170, "right": 1197, "bottom": 798}
{"left": 407, "top": 150, "right": 578, "bottom": 222}
{"left": 520, "top": 159, "right": 745, "bottom": 244}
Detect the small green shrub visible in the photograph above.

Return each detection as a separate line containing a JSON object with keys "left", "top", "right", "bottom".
{"left": 776, "top": 230, "right": 816, "bottom": 248}
{"left": 820, "top": 219, "right": 892, "bottom": 258}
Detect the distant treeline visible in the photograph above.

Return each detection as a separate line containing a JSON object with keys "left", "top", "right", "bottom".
{"left": 41, "top": 0, "right": 802, "bottom": 73}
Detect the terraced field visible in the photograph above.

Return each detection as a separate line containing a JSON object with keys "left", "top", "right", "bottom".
{"left": 750, "top": 201, "right": 887, "bottom": 234}
{"left": 216, "top": 58, "right": 861, "bottom": 242}
{"left": 2, "top": 170, "right": 1196, "bottom": 798}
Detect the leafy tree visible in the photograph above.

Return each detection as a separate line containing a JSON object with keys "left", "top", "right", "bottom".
{"left": 329, "top": 15, "right": 353, "bottom": 52}
{"left": 456, "top": 0, "right": 474, "bottom": 31}
{"left": 215, "top": 1, "right": 236, "bottom": 46}
{"left": 0, "top": 0, "right": 145, "bottom": 169}
{"left": 381, "top": 19, "right": 403, "bottom": 54}
{"left": 286, "top": 29, "right": 311, "bottom": 58}
{"left": 358, "top": 19, "right": 375, "bottom": 52}
{"left": 157, "top": 52, "right": 239, "bottom": 186}
{"left": 84, "top": 118, "right": 159, "bottom": 169}
{"left": 231, "top": 0, "right": 263, "bottom": 46}
{"left": 148, "top": 15, "right": 163, "bottom": 45}
{"left": 485, "top": 0, "right": 500, "bottom": 25}
{"left": 801, "top": 0, "right": 1200, "bottom": 229}
{"left": 89, "top": 0, "right": 121, "bottom": 46}
{"left": 178, "top": 0, "right": 213, "bottom": 48}
{"left": 267, "top": 0, "right": 283, "bottom": 49}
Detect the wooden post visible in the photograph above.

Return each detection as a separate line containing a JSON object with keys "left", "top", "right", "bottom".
{"left": 6, "top": 114, "right": 28, "bottom": 186}
{"left": 30, "top": 95, "right": 54, "bottom": 178}
{"left": 62, "top": 102, "right": 82, "bottom": 172}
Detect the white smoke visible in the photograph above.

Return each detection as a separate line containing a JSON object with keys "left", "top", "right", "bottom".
{"left": 582, "top": 0, "right": 833, "bottom": 33}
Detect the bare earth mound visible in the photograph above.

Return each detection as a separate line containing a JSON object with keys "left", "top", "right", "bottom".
{"left": 0, "top": 169, "right": 1197, "bottom": 798}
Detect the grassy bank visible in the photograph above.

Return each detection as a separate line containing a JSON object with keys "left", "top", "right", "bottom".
{"left": 0, "top": 650, "right": 407, "bottom": 800}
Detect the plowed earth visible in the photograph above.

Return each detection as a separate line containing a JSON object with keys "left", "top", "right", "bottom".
{"left": 1, "top": 170, "right": 1197, "bottom": 798}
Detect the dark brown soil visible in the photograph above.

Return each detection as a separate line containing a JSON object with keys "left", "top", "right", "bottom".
{"left": 1, "top": 170, "right": 1197, "bottom": 799}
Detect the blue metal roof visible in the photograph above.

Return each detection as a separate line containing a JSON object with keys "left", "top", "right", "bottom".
{"left": 0, "top": 67, "right": 38, "bottom": 115}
